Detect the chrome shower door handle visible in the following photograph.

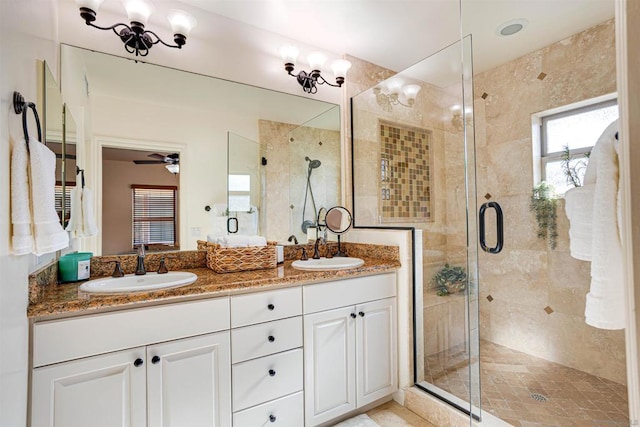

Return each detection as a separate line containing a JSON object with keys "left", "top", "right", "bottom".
{"left": 479, "top": 201, "right": 504, "bottom": 254}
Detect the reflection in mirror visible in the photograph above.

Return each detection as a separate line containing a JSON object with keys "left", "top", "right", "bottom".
{"left": 224, "top": 133, "right": 263, "bottom": 237}
{"left": 61, "top": 104, "right": 77, "bottom": 228}
{"left": 325, "top": 206, "right": 352, "bottom": 234}
{"left": 282, "top": 106, "right": 341, "bottom": 243}
{"left": 101, "top": 147, "right": 180, "bottom": 255}
{"left": 39, "top": 61, "right": 66, "bottom": 226}
{"left": 60, "top": 45, "right": 340, "bottom": 255}
{"left": 317, "top": 207, "right": 327, "bottom": 228}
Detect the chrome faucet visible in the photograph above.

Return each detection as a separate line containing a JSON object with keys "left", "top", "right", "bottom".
{"left": 135, "top": 245, "right": 146, "bottom": 275}
{"left": 287, "top": 235, "right": 299, "bottom": 245}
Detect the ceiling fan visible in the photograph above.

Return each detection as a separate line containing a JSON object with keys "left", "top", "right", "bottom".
{"left": 133, "top": 153, "right": 179, "bottom": 165}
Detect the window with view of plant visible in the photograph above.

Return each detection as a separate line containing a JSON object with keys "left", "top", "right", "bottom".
{"left": 540, "top": 98, "right": 618, "bottom": 195}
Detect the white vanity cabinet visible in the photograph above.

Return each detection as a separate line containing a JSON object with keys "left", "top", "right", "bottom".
{"left": 31, "top": 346, "right": 147, "bottom": 427}
{"left": 30, "top": 298, "right": 232, "bottom": 427}
{"left": 230, "top": 287, "right": 305, "bottom": 426}
{"left": 302, "top": 273, "right": 397, "bottom": 426}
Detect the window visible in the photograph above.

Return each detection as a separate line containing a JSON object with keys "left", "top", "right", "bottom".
{"left": 55, "top": 184, "right": 74, "bottom": 227}
{"left": 540, "top": 98, "right": 618, "bottom": 194}
{"left": 228, "top": 174, "right": 251, "bottom": 212}
{"left": 132, "top": 185, "right": 177, "bottom": 247}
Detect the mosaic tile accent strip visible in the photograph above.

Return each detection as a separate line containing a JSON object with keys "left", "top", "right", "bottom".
{"left": 379, "top": 121, "right": 433, "bottom": 222}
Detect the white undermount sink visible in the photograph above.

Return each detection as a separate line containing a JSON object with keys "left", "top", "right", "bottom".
{"left": 79, "top": 271, "right": 198, "bottom": 294}
{"left": 291, "top": 257, "right": 365, "bottom": 271}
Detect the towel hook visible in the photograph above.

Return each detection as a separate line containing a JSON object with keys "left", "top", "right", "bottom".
{"left": 76, "top": 166, "right": 86, "bottom": 188}
{"left": 13, "top": 91, "right": 43, "bottom": 152}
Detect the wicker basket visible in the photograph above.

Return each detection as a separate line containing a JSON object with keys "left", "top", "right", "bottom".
{"left": 197, "top": 240, "right": 277, "bottom": 273}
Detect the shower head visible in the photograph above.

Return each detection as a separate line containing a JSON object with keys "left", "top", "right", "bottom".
{"left": 305, "top": 156, "right": 322, "bottom": 169}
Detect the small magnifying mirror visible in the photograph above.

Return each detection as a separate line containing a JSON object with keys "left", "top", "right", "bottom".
{"left": 325, "top": 206, "right": 352, "bottom": 256}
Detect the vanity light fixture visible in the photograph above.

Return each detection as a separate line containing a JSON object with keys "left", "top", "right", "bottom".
{"left": 280, "top": 45, "right": 352, "bottom": 94}
{"left": 165, "top": 163, "right": 179, "bottom": 174}
{"left": 76, "top": 0, "right": 197, "bottom": 57}
{"left": 373, "top": 78, "right": 422, "bottom": 112}
{"left": 451, "top": 105, "right": 473, "bottom": 131}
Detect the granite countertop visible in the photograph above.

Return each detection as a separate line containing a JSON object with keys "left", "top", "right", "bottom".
{"left": 28, "top": 257, "right": 400, "bottom": 320}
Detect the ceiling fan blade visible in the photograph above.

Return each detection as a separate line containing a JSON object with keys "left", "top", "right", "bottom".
{"left": 148, "top": 153, "right": 167, "bottom": 160}
{"left": 134, "top": 160, "right": 164, "bottom": 164}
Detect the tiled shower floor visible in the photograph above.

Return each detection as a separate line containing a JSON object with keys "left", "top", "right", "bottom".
{"left": 425, "top": 340, "right": 629, "bottom": 426}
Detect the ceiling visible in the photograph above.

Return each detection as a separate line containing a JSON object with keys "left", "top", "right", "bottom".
{"left": 176, "top": 0, "right": 614, "bottom": 74}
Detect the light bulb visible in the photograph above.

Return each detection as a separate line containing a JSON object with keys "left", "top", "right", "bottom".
{"left": 386, "top": 78, "right": 405, "bottom": 95}
{"left": 165, "top": 163, "right": 179, "bottom": 174}
{"left": 76, "top": 0, "right": 104, "bottom": 11}
{"left": 331, "top": 59, "right": 352, "bottom": 79}
{"left": 307, "top": 52, "right": 327, "bottom": 71}
{"left": 279, "top": 45, "right": 299, "bottom": 64}
{"left": 402, "top": 84, "right": 421, "bottom": 101}
{"left": 123, "top": 0, "right": 155, "bottom": 26}
{"left": 167, "top": 9, "right": 197, "bottom": 36}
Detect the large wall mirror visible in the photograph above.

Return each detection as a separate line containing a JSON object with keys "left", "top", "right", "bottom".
{"left": 59, "top": 44, "right": 341, "bottom": 256}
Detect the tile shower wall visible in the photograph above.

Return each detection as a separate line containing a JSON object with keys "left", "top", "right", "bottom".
{"left": 380, "top": 122, "right": 433, "bottom": 222}
{"left": 347, "top": 53, "right": 470, "bottom": 363}
{"left": 258, "top": 120, "right": 340, "bottom": 242}
{"left": 474, "top": 19, "right": 626, "bottom": 384}
{"left": 348, "top": 56, "right": 467, "bottom": 271}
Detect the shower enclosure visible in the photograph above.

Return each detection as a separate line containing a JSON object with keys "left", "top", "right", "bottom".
{"left": 352, "top": 35, "right": 481, "bottom": 421}
{"left": 288, "top": 106, "right": 342, "bottom": 244}
{"left": 351, "top": 5, "right": 629, "bottom": 424}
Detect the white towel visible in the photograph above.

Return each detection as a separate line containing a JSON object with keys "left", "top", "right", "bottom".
{"left": 10, "top": 138, "right": 34, "bottom": 255}
{"left": 206, "top": 234, "right": 267, "bottom": 248}
{"left": 82, "top": 187, "right": 98, "bottom": 237}
{"left": 564, "top": 184, "right": 595, "bottom": 261}
{"left": 65, "top": 187, "right": 98, "bottom": 238}
{"left": 583, "top": 120, "right": 625, "bottom": 330}
{"left": 65, "top": 187, "right": 83, "bottom": 238}
{"left": 29, "top": 139, "right": 69, "bottom": 255}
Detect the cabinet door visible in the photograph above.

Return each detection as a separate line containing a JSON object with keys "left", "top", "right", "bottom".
{"left": 147, "top": 331, "right": 231, "bottom": 427}
{"left": 304, "top": 306, "right": 356, "bottom": 426}
{"left": 356, "top": 297, "right": 397, "bottom": 407}
{"left": 31, "top": 347, "right": 146, "bottom": 427}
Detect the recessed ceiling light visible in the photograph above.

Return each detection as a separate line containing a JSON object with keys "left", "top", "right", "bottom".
{"left": 496, "top": 18, "right": 528, "bottom": 37}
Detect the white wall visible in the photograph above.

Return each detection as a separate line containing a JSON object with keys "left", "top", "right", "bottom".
{"left": 92, "top": 95, "right": 260, "bottom": 249}
{"left": 0, "top": 1, "right": 59, "bottom": 425}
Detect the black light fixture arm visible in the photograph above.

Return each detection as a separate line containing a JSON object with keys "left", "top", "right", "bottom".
{"left": 285, "top": 63, "right": 344, "bottom": 94}
{"left": 79, "top": 7, "right": 186, "bottom": 57}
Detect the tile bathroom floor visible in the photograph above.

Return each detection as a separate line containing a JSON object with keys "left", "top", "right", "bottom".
{"left": 366, "top": 401, "right": 437, "bottom": 427}
{"left": 425, "top": 340, "right": 629, "bottom": 426}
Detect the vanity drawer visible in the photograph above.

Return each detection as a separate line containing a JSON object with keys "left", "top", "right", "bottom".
{"left": 33, "top": 297, "right": 230, "bottom": 367}
{"left": 303, "top": 273, "right": 396, "bottom": 314}
{"left": 232, "top": 348, "right": 303, "bottom": 411}
{"left": 231, "top": 316, "right": 302, "bottom": 363}
{"left": 231, "top": 287, "right": 301, "bottom": 328}
{"left": 233, "top": 391, "right": 303, "bottom": 427}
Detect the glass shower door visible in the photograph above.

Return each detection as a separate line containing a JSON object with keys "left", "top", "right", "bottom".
{"left": 350, "top": 36, "right": 481, "bottom": 421}
{"left": 226, "top": 132, "right": 264, "bottom": 236}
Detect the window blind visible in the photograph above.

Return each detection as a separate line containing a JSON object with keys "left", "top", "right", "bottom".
{"left": 132, "top": 185, "right": 177, "bottom": 246}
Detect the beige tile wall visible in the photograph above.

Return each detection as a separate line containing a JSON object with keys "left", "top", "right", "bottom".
{"left": 258, "top": 120, "right": 341, "bottom": 243}
{"left": 347, "top": 19, "right": 625, "bottom": 386}
{"left": 474, "top": 19, "right": 626, "bottom": 384}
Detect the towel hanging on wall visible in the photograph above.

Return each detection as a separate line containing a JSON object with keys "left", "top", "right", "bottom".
{"left": 565, "top": 120, "right": 625, "bottom": 330}
{"left": 10, "top": 91, "right": 68, "bottom": 255}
